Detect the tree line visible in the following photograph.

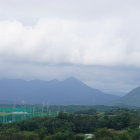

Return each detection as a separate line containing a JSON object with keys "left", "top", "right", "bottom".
{"left": 0, "top": 108, "right": 139, "bottom": 139}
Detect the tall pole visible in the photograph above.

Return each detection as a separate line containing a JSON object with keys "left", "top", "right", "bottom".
{"left": 41, "top": 101, "right": 45, "bottom": 117}
{"left": 32, "top": 106, "right": 35, "bottom": 117}
{"left": 12, "top": 101, "right": 16, "bottom": 122}
{"left": 2, "top": 106, "right": 5, "bottom": 123}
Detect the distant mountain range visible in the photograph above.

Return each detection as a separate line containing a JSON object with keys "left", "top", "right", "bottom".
{"left": 112, "top": 86, "right": 140, "bottom": 107}
{"left": 0, "top": 77, "right": 119, "bottom": 105}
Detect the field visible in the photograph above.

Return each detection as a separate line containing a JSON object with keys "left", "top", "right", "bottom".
{"left": 0, "top": 106, "right": 57, "bottom": 123}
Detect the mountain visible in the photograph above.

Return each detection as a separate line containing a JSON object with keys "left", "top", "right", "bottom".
{"left": 0, "top": 78, "right": 119, "bottom": 105}
{"left": 112, "top": 86, "right": 140, "bottom": 107}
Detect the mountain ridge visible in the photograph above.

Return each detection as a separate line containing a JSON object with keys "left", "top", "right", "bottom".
{"left": 0, "top": 78, "right": 119, "bottom": 105}
{"left": 110, "top": 86, "right": 140, "bottom": 107}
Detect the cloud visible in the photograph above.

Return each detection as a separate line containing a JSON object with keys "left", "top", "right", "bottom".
{"left": 0, "top": 17, "right": 138, "bottom": 67}
{"left": 0, "top": 0, "right": 140, "bottom": 67}
{"left": 0, "top": 62, "right": 140, "bottom": 93}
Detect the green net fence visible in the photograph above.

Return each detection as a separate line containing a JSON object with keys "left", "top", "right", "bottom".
{"left": 0, "top": 107, "right": 58, "bottom": 123}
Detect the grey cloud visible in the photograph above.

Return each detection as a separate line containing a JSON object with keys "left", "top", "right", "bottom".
{"left": 0, "top": 62, "right": 140, "bottom": 93}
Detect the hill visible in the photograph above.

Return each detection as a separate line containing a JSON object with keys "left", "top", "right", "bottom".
{"left": 0, "top": 78, "right": 118, "bottom": 105}
{"left": 112, "top": 86, "right": 140, "bottom": 107}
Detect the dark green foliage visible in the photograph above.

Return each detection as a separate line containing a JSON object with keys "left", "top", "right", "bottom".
{"left": 126, "top": 128, "right": 140, "bottom": 140}
{"left": 49, "top": 105, "right": 121, "bottom": 112}
{"left": 117, "top": 133, "right": 131, "bottom": 140}
{"left": 92, "top": 128, "right": 117, "bottom": 140}
{"left": 43, "top": 131, "right": 75, "bottom": 140}
{"left": 92, "top": 128, "right": 132, "bottom": 140}
{"left": 74, "top": 109, "right": 96, "bottom": 115}
{"left": 0, "top": 108, "right": 139, "bottom": 140}
{"left": 0, "top": 130, "right": 39, "bottom": 140}
{"left": 75, "top": 134, "right": 85, "bottom": 140}
{"left": 57, "top": 112, "right": 97, "bottom": 133}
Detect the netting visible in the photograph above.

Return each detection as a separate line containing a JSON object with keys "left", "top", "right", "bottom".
{"left": 0, "top": 107, "right": 58, "bottom": 123}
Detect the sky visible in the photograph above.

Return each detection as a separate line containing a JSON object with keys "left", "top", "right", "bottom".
{"left": 0, "top": 0, "right": 140, "bottom": 95}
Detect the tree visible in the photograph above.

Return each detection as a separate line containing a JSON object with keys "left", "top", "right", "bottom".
{"left": 43, "top": 131, "right": 75, "bottom": 140}
{"left": 92, "top": 128, "right": 117, "bottom": 140}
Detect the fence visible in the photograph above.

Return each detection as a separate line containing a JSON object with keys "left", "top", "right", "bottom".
{"left": 0, "top": 107, "right": 58, "bottom": 123}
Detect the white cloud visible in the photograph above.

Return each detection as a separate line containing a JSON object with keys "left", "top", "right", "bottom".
{"left": 0, "top": 17, "right": 136, "bottom": 66}
{"left": 0, "top": 0, "right": 140, "bottom": 67}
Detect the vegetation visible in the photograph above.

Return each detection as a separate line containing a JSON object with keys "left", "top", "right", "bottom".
{"left": 0, "top": 107, "right": 139, "bottom": 139}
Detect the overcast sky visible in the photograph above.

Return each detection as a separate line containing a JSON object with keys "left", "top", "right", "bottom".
{"left": 0, "top": 0, "right": 140, "bottom": 94}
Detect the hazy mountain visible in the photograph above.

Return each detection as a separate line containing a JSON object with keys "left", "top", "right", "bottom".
{"left": 0, "top": 78, "right": 119, "bottom": 105}
{"left": 112, "top": 86, "right": 140, "bottom": 107}
{"left": 107, "top": 91, "right": 126, "bottom": 97}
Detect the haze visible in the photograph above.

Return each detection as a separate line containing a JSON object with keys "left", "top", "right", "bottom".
{"left": 0, "top": 0, "right": 140, "bottom": 94}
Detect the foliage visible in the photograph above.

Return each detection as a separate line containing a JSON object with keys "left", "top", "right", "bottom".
{"left": 0, "top": 108, "right": 139, "bottom": 140}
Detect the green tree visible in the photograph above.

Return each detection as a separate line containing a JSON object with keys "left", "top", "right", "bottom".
{"left": 92, "top": 128, "right": 117, "bottom": 140}
{"left": 44, "top": 131, "right": 75, "bottom": 140}
{"left": 117, "top": 133, "right": 131, "bottom": 140}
